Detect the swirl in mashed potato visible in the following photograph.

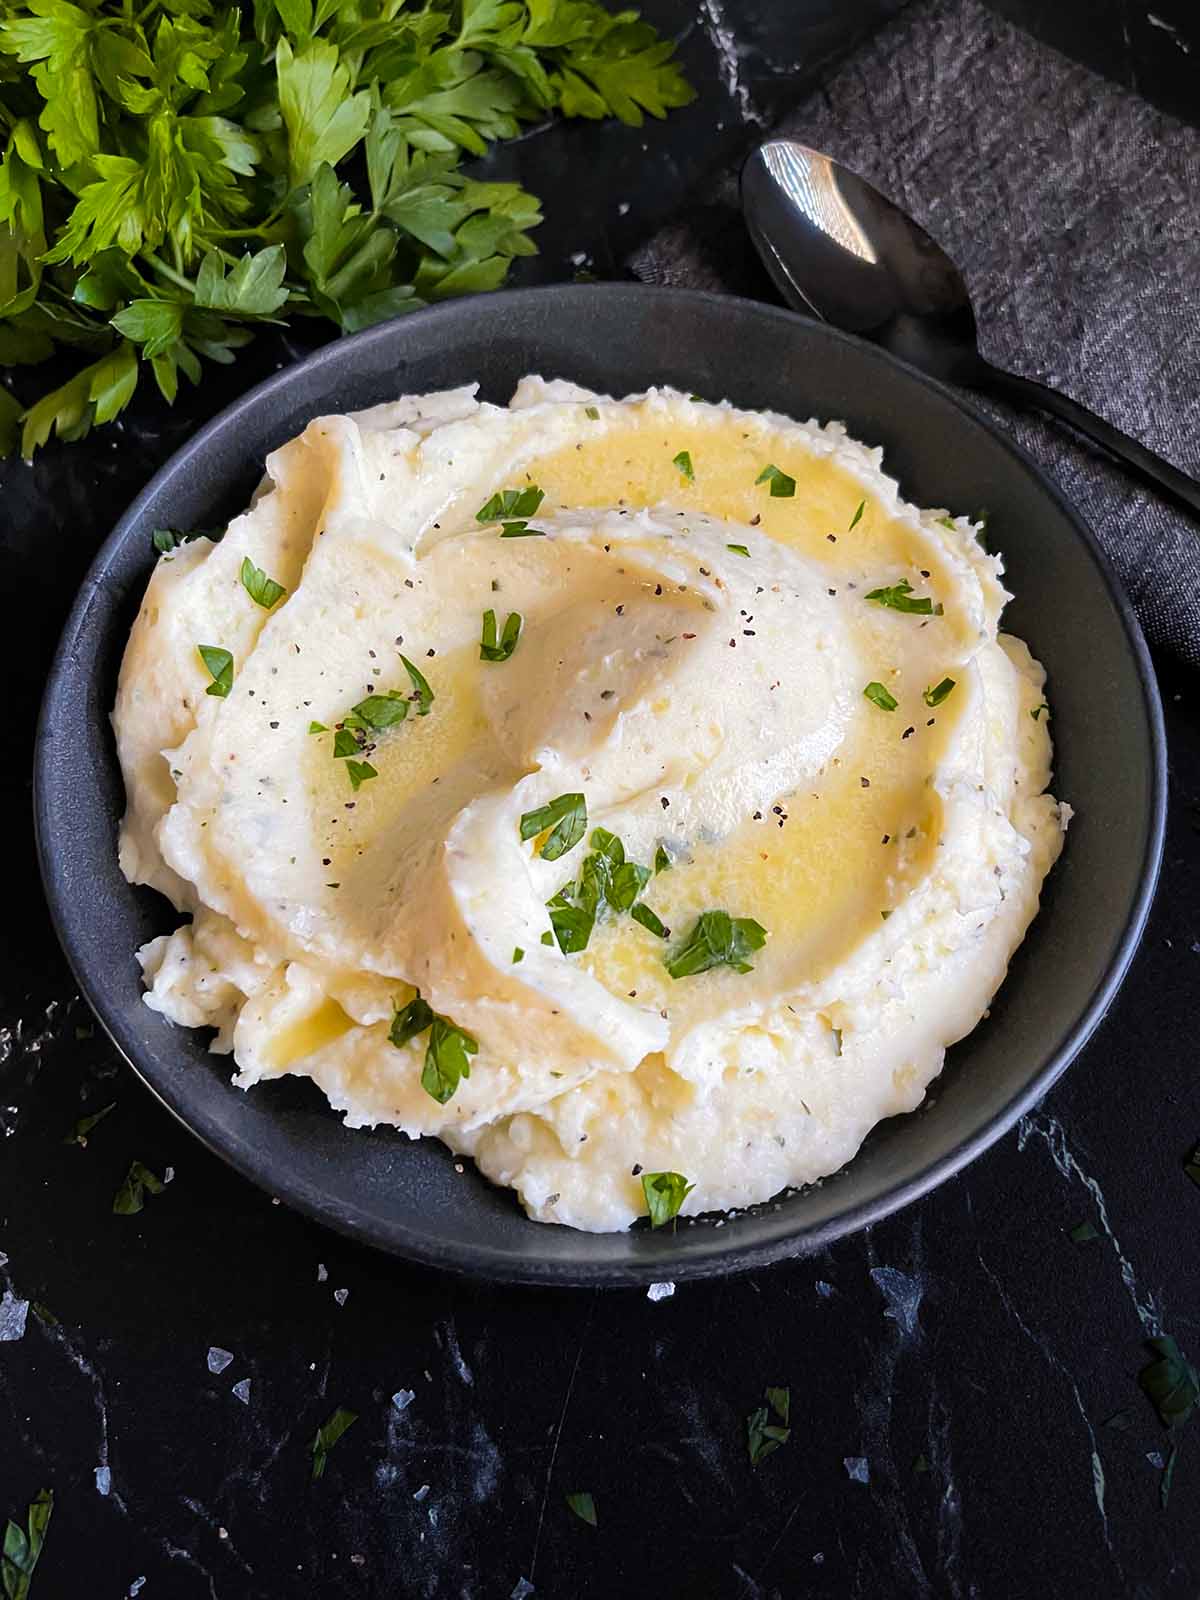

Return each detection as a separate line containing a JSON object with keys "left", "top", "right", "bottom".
{"left": 113, "top": 377, "right": 1068, "bottom": 1232}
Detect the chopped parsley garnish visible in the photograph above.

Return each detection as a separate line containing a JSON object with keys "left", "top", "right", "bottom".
{"left": 565, "top": 1491, "right": 597, "bottom": 1527}
{"left": 545, "top": 827, "right": 657, "bottom": 953}
{"left": 654, "top": 845, "right": 671, "bottom": 874}
{"left": 345, "top": 759, "right": 378, "bottom": 791}
{"left": 631, "top": 902, "right": 668, "bottom": 938}
{"left": 540, "top": 930, "right": 554, "bottom": 945}
{"left": 848, "top": 500, "right": 865, "bottom": 531}
{"left": 864, "top": 681, "right": 898, "bottom": 712}
{"left": 641, "top": 1170, "right": 694, "bottom": 1227}
{"left": 153, "top": 527, "right": 214, "bottom": 554}
{"left": 480, "top": 609, "right": 523, "bottom": 662}
{"left": 477, "top": 486, "right": 545, "bottom": 523}
{"left": 865, "top": 580, "right": 941, "bottom": 615}
{"left": 350, "top": 692, "right": 409, "bottom": 731}
{"left": 672, "top": 450, "right": 694, "bottom": 481}
{"left": 311, "top": 1407, "right": 357, "bottom": 1481}
{"left": 936, "top": 515, "right": 957, "bottom": 531}
{"left": 923, "top": 677, "right": 956, "bottom": 707}
{"left": 1031, "top": 703, "right": 1049, "bottom": 721}
{"left": 401, "top": 654, "right": 434, "bottom": 716}
{"left": 333, "top": 727, "right": 362, "bottom": 758}
{"left": 389, "top": 995, "right": 434, "bottom": 1048}
{"left": 389, "top": 993, "right": 477, "bottom": 1105}
{"left": 755, "top": 463, "right": 796, "bottom": 497}
{"left": 2, "top": 1488, "right": 53, "bottom": 1595}
{"left": 112, "top": 1159, "right": 165, "bottom": 1215}
{"left": 1069, "top": 1221, "right": 1099, "bottom": 1245}
{"left": 512, "top": 947, "right": 524, "bottom": 963}
{"left": 665, "top": 909, "right": 767, "bottom": 979}
{"left": 308, "top": 721, "right": 328, "bottom": 735}
{"left": 726, "top": 543, "right": 750, "bottom": 557}
{"left": 64, "top": 1103, "right": 115, "bottom": 1146}
{"left": 1139, "top": 1335, "right": 1199, "bottom": 1429}
{"left": 500, "top": 521, "right": 546, "bottom": 538}
{"left": 520, "top": 793, "right": 587, "bottom": 861}
{"left": 585, "top": 406, "right": 600, "bottom": 421}
{"left": 747, "top": 1387, "right": 791, "bottom": 1464}
{"left": 240, "top": 556, "right": 286, "bottom": 609}
{"left": 197, "top": 644, "right": 233, "bottom": 697}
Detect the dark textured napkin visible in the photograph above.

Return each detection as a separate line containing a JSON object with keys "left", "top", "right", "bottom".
{"left": 631, "top": 0, "right": 1200, "bottom": 668}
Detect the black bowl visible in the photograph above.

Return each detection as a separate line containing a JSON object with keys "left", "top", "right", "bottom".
{"left": 34, "top": 286, "right": 1165, "bottom": 1285}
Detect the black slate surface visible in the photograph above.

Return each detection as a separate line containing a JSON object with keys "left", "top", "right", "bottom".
{"left": 3, "top": 3, "right": 1199, "bottom": 1596}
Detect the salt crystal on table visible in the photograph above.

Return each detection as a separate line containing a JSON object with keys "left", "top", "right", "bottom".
{"left": 844, "top": 1456, "right": 869, "bottom": 1483}
{"left": 413, "top": 1484, "right": 430, "bottom": 1501}
{"left": 316, "top": 1263, "right": 328, "bottom": 1282}
{"left": 333, "top": 1288, "right": 349, "bottom": 1307}
{"left": 232, "top": 1378, "right": 251, "bottom": 1404}
{"left": 0, "top": 1292, "right": 28, "bottom": 1342}
{"left": 511, "top": 1581, "right": 535, "bottom": 1600}
{"left": 94, "top": 1465, "right": 111, "bottom": 1496}
{"left": 647, "top": 1281, "right": 675, "bottom": 1302}
{"left": 207, "top": 1346, "right": 234, "bottom": 1374}
{"left": 392, "top": 1389, "right": 416, "bottom": 1412}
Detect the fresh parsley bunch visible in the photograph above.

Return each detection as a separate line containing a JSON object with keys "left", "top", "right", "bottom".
{"left": 0, "top": 0, "right": 693, "bottom": 457}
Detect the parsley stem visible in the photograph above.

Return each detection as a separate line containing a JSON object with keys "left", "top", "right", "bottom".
{"left": 144, "top": 254, "right": 195, "bottom": 294}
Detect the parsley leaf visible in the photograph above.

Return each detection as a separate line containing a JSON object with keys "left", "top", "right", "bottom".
{"left": 654, "top": 845, "right": 671, "bottom": 873}
{"left": 112, "top": 1159, "right": 165, "bottom": 1215}
{"left": 388, "top": 992, "right": 477, "bottom": 1105}
{"left": 197, "top": 644, "right": 233, "bottom": 697}
{"left": 565, "top": 1491, "right": 597, "bottom": 1527}
{"left": 477, "top": 486, "right": 544, "bottom": 523}
{"left": 520, "top": 793, "right": 587, "bottom": 861}
{"left": 1, "top": 1486, "right": 53, "bottom": 1599}
{"left": 1139, "top": 1335, "right": 1200, "bottom": 1430}
{"left": 865, "top": 580, "right": 941, "bottom": 615}
{"left": 64, "top": 1102, "right": 115, "bottom": 1146}
{"left": 345, "top": 759, "right": 377, "bottom": 790}
{"left": 421, "top": 1015, "right": 478, "bottom": 1104}
{"left": 755, "top": 463, "right": 795, "bottom": 498}
{"left": 848, "top": 500, "right": 865, "bottom": 531}
{"left": 401, "top": 654, "right": 434, "bottom": 715}
{"left": 641, "top": 1169, "right": 693, "bottom": 1227}
{"left": 726, "top": 543, "right": 750, "bottom": 557}
{"left": 672, "top": 449, "right": 693, "bottom": 481}
{"left": 480, "top": 609, "right": 522, "bottom": 662}
{"left": 240, "top": 556, "right": 287, "bottom": 609}
{"left": 311, "top": 1406, "right": 357, "bottom": 1480}
{"left": 923, "top": 677, "right": 956, "bottom": 707}
{"left": 863, "top": 681, "right": 898, "bottom": 712}
{"left": 747, "top": 1386, "right": 791, "bottom": 1464}
{"left": 665, "top": 910, "right": 767, "bottom": 979}
{"left": 631, "top": 901, "right": 668, "bottom": 938}
{"left": 350, "top": 692, "right": 408, "bottom": 730}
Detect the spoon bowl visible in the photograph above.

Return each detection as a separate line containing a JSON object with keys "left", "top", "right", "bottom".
{"left": 741, "top": 138, "right": 1200, "bottom": 516}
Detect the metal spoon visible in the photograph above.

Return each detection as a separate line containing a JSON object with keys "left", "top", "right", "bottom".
{"left": 740, "top": 138, "right": 1200, "bottom": 519}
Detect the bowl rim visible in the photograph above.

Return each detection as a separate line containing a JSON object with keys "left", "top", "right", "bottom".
{"left": 33, "top": 284, "right": 1167, "bottom": 1285}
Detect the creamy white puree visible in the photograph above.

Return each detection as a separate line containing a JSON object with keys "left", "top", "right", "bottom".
{"left": 114, "top": 378, "right": 1067, "bottom": 1231}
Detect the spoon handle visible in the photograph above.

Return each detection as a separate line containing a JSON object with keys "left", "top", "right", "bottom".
{"left": 977, "top": 363, "right": 1200, "bottom": 520}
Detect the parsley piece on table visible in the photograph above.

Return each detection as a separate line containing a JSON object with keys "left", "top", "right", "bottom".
{"left": 480, "top": 609, "right": 523, "bottom": 662}
{"left": 239, "top": 557, "right": 286, "bottom": 609}
{"left": 755, "top": 463, "right": 795, "bottom": 497}
{"left": 1069, "top": 1221, "right": 1099, "bottom": 1245}
{"left": 641, "top": 1170, "right": 693, "bottom": 1228}
{"left": 665, "top": 910, "right": 767, "bottom": 979}
{"left": 520, "top": 793, "right": 587, "bottom": 862}
{"left": 311, "top": 1407, "right": 357, "bottom": 1481}
{"left": 2, "top": 1487, "right": 53, "bottom": 1598}
{"left": 64, "top": 1103, "right": 115, "bottom": 1146}
{"left": 923, "top": 678, "right": 956, "bottom": 708}
{"left": 865, "top": 580, "right": 941, "bottom": 615}
{"left": 565, "top": 1491, "right": 597, "bottom": 1527}
{"left": 1139, "top": 1335, "right": 1200, "bottom": 1430}
{"left": 112, "top": 1159, "right": 165, "bottom": 1215}
{"left": 197, "top": 644, "right": 233, "bottom": 698}
{"left": 863, "top": 681, "right": 898, "bottom": 712}
{"left": 747, "top": 1387, "right": 791, "bottom": 1464}
{"left": 672, "top": 449, "right": 694, "bottom": 481}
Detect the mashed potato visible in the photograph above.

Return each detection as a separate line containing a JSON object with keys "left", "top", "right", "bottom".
{"left": 113, "top": 378, "right": 1067, "bottom": 1231}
